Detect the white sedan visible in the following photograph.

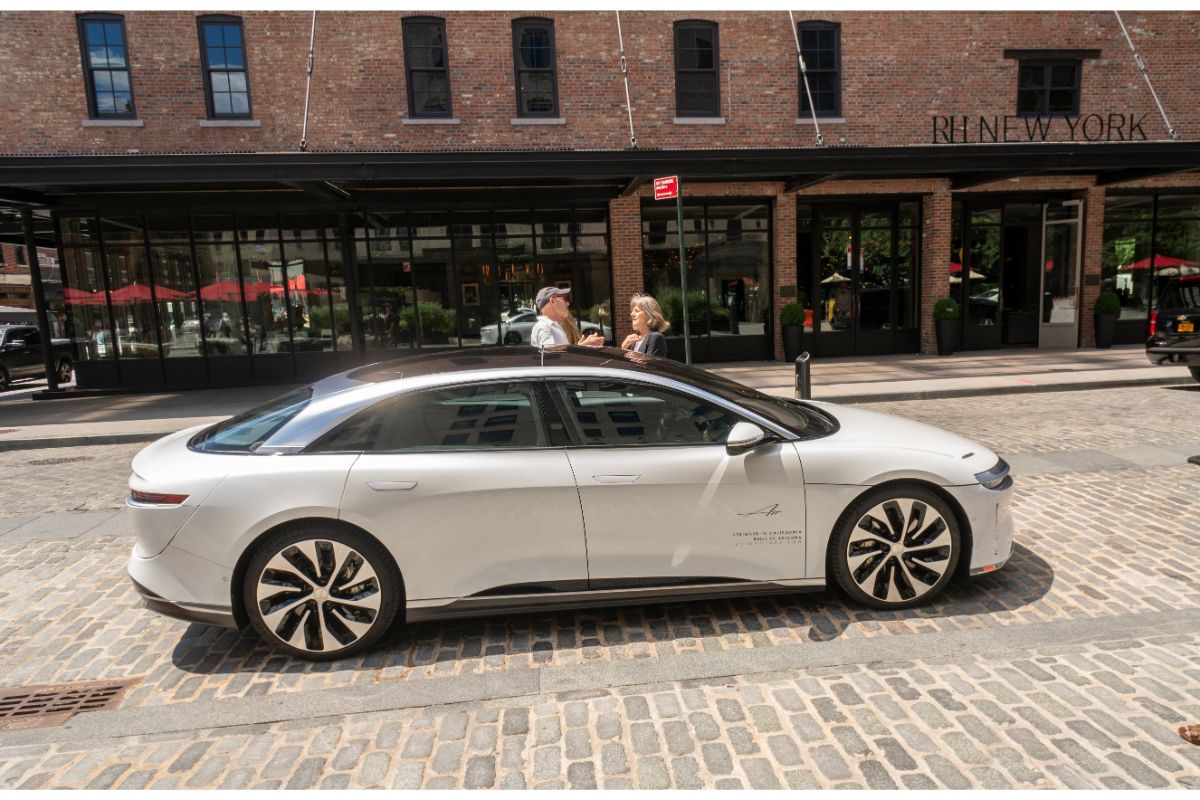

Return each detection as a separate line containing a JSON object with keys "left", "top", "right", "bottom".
{"left": 480, "top": 311, "right": 609, "bottom": 345}
{"left": 127, "top": 347, "right": 1014, "bottom": 659}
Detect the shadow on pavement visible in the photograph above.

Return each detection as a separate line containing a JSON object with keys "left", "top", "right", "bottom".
{"left": 168, "top": 541, "right": 1054, "bottom": 678}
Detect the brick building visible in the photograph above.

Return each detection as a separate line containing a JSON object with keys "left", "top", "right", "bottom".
{"left": 1, "top": 10, "right": 1198, "bottom": 390}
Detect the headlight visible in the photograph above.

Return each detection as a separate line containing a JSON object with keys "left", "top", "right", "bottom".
{"left": 974, "top": 458, "right": 1011, "bottom": 490}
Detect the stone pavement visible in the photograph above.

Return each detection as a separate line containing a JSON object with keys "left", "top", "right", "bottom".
{"left": 0, "top": 385, "right": 1198, "bottom": 788}
{"left": 0, "top": 343, "right": 1192, "bottom": 449}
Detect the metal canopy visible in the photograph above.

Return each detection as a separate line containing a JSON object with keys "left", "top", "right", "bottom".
{"left": 1, "top": 141, "right": 1198, "bottom": 216}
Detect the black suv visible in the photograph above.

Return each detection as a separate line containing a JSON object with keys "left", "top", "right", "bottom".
{"left": 1145, "top": 275, "right": 1200, "bottom": 384}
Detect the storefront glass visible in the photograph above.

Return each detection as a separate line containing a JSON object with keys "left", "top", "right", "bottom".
{"left": 641, "top": 201, "right": 771, "bottom": 361}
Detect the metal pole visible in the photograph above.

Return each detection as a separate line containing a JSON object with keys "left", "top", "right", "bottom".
{"left": 21, "top": 208, "right": 60, "bottom": 392}
{"left": 794, "top": 351, "right": 811, "bottom": 400}
{"left": 299, "top": 11, "right": 317, "bottom": 151}
{"left": 675, "top": 189, "right": 691, "bottom": 364}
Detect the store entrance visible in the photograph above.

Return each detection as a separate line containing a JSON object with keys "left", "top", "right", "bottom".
{"left": 955, "top": 198, "right": 1082, "bottom": 350}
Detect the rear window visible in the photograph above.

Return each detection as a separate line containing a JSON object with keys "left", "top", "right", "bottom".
{"left": 1158, "top": 278, "right": 1200, "bottom": 311}
{"left": 189, "top": 387, "right": 313, "bottom": 453}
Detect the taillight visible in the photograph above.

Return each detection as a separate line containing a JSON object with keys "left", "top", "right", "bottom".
{"left": 1149, "top": 311, "right": 1157, "bottom": 336}
{"left": 130, "top": 490, "right": 189, "bottom": 505}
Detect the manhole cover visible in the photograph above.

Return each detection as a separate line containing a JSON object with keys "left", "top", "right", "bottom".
{"left": 27, "top": 456, "right": 92, "bottom": 466}
{"left": 0, "top": 678, "right": 137, "bottom": 731}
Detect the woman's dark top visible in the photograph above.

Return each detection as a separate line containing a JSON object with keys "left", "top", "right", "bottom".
{"left": 634, "top": 330, "right": 667, "bottom": 357}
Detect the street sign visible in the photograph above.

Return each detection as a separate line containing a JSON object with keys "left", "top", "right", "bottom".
{"left": 653, "top": 175, "right": 679, "bottom": 201}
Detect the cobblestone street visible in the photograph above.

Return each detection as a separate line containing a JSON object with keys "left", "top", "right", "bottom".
{"left": 1, "top": 385, "right": 1199, "bottom": 788}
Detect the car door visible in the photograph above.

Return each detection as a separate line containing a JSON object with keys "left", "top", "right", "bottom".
{"left": 549, "top": 378, "right": 807, "bottom": 586}
{"left": 8, "top": 328, "right": 41, "bottom": 377}
{"left": 336, "top": 380, "right": 588, "bottom": 602}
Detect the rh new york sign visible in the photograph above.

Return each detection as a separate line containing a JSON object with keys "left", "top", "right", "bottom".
{"left": 931, "top": 112, "right": 1150, "bottom": 144}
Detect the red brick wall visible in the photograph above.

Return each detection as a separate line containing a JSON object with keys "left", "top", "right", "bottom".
{"left": 2, "top": 10, "right": 1198, "bottom": 154}
{"left": 921, "top": 182, "right": 953, "bottom": 354}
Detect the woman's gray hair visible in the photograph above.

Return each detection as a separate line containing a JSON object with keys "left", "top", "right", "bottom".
{"left": 630, "top": 293, "right": 670, "bottom": 333}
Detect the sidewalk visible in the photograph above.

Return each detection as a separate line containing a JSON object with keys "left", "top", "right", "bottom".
{"left": 0, "top": 345, "right": 1191, "bottom": 450}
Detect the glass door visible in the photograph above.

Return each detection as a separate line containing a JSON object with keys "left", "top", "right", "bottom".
{"left": 1039, "top": 200, "right": 1083, "bottom": 348}
{"left": 815, "top": 209, "right": 855, "bottom": 357}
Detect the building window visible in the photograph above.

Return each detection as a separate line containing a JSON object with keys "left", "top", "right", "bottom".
{"left": 798, "top": 22, "right": 840, "bottom": 117}
{"left": 77, "top": 14, "right": 135, "bottom": 118}
{"left": 198, "top": 16, "right": 251, "bottom": 118}
{"left": 15, "top": 246, "right": 26, "bottom": 265}
{"left": 674, "top": 21, "right": 719, "bottom": 117}
{"left": 1017, "top": 59, "right": 1080, "bottom": 116}
{"left": 512, "top": 18, "right": 558, "bottom": 117}
{"left": 403, "top": 17, "right": 452, "bottom": 118}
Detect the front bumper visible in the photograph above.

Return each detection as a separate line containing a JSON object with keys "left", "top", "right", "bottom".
{"left": 944, "top": 479, "right": 1015, "bottom": 577}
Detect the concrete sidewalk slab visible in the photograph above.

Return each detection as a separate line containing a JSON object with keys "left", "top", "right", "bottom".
{"left": 0, "top": 510, "right": 121, "bottom": 541}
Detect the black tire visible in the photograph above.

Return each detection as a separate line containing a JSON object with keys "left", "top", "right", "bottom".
{"left": 0, "top": 366, "right": 8, "bottom": 391}
{"left": 243, "top": 522, "right": 402, "bottom": 661}
{"left": 55, "top": 357, "right": 73, "bottom": 385}
{"left": 1190, "top": 366, "right": 1200, "bottom": 385}
{"left": 503, "top": 331, "right": 522, "bottom": 345}
{"left": 828, "top": 484, "right": 961, "bottom": 610}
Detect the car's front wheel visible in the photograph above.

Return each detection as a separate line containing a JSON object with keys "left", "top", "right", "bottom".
{"left": 829, "top": 485, "right": 961, "bottom": 609}
{"left": 503, "top": 331, "right": 521, "bottom": 345}
{"left": 243, "top": 524, "right": 401, "bottom": 660}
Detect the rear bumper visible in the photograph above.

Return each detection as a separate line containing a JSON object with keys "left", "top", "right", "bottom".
{"left": 127, "top": 543, "right": 238, "bottom": 629}
{"left": 1146, "top": 344, "right": 1200, "bottom": 367}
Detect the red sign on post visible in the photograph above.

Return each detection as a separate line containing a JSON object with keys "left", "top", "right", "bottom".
{"left": 653, "top": 175, "right": 679, "bottom": 200}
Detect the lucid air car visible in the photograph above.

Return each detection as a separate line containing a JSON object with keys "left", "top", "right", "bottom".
{"left": 128, "top": 346, "right": 1014, "bottom": 660}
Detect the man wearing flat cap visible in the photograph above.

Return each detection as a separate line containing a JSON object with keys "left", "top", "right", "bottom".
{"left": 529, "top": 286, "right": 604, "bottom": 348}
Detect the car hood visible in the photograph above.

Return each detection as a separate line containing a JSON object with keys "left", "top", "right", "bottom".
{"left": 811, "top": 401, "right": 999, "bottom": 472}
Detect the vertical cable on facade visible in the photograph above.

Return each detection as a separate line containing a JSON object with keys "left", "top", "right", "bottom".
{"left": 615, "top": 12, "right": 638, "bottom": 149}
{"left": 299, "top": 11, "right": 317, "bottom": 152}
{"left": 788, "top": 10, "right": 824, "bottom": 147}
{"left": 1113, "top": 11, "right": 1179, "bottom": 141}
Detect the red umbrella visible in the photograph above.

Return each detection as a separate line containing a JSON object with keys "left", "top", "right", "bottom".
{"left": 108, "top": 283, "right": 189, "bottom": 302}
{"left": 199, "top": 279, "right": 244, "bottom": 301}
{"left": 63, "top": 287, "right": 105, "bottom": 305}
{"left": 1119, "top": 255, "right": 1199, "bottom": 270}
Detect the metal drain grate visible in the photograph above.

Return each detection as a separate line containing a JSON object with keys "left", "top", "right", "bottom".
{"left": 27, "top": 456, "right": 92, "bottom": 466}
{"left": 0, "top": 679, "right": 137, "bottom": 731}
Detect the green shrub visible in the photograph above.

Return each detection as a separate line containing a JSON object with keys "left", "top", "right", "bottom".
{"left": 933, "top": 297, "right": 960, "bottom": 321}
{"left": 307, "top": 301, "right": 351, "bottom": 332}
{"left": 780, "top": 302, "right": 806, "bottom": 327}
{"left": 657, "top": 287, "right": 726, "bottom": 332}
{"left": 1094, "top": 290, "right": 1120, "bottom": 315}
{"left": 401, "top": 302, "right": 456, "bottom": 335}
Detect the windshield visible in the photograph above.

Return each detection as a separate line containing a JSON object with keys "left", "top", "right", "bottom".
{"left": 1159, "top": 278, "right": 1200, "bottom": 312}
{"left": 189, "top": 387, "right": 313, "bottom": 453}
{"left": 671, "top": 364, "right": 839, "bottom": 439}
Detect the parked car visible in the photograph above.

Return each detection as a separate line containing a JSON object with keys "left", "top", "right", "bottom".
{"left": 0, "top": 324, "right": 73, "bottom": 390}
{"left": 480, "top": 311, "right": 609, "bottom": 345}
{"left": 1145, "top": 275, "right": 1200, "bottom": 383}
{"left": 127, "top": 346, "right": 1014, "bottom": 659}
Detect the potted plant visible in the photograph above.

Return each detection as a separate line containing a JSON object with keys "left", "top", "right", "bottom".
{"left": 933, "top": 297, "right": 960, "bottom": 356}
{"left": 781, "top": 298, "right": 806, "bottom": 361}
{"left": 1094, "top": 290, "right": 1120, "bottom": 349}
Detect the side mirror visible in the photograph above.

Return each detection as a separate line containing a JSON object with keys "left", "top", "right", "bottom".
{"left": 726, "top": 421, "right": 770, "bottom": 455}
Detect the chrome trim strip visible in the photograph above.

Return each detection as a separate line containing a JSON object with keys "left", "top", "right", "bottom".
{"left": 405, "top": 579, "right": 825, "bottom": 623}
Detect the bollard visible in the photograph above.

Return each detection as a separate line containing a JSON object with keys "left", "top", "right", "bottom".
{"left": 794, "top": 351, "right": 811, "bottom": 400}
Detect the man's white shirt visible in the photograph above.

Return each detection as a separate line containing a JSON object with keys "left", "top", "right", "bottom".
{"left": 529, "top": 316, "right": 568, "bottom": 347}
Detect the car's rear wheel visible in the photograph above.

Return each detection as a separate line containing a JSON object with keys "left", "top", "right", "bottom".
{"left": 1190, "top": 366, "right": 1200, "bottom": 384}
{"left": 829, "top": 485, "right": 961, "bottom": 610}
{"left": 503, "top": 331, "right": 521, "bottom": 345}
{"left": 243, "top": 524, "right": 401, "bottom": 660}
{"left": 0, "top": 366, "right": 9, "bottom": 391}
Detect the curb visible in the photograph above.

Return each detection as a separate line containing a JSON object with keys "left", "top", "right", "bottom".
{"left": 819, "top": 374, "right": 1195, "bottom": 404}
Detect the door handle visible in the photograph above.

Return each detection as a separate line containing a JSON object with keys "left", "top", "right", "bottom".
{"left": 367, "top": 480, "right": 418, "bottom": 491}
{"left": 592, "top": 474, "right": 640, "bottom": 484}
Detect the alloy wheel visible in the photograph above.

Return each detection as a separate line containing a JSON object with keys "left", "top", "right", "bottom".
{"left": 845, "top": 498, "right": 954, "bottom": 604}
{"left": 255, "top": 539, "right": 383, "bottom": 654}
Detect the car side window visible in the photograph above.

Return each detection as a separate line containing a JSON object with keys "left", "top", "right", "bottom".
{"left": 311, "top": 381, "right": 548, "bottom": 454}
{"left": 551, "top": 380, "right": 740, "bottom": 447}
{"left": 21, "top": 329, "right": 40, "bottom": 346}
